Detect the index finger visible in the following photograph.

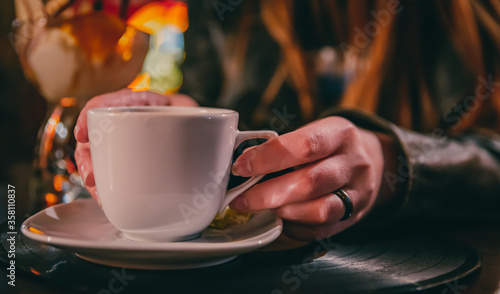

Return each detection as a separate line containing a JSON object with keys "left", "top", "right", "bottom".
{"left": 74, "top": 89, "right": 171, "bottom": 143}
{"left": 232, "top": 117, "right": 354, "bottom": 177}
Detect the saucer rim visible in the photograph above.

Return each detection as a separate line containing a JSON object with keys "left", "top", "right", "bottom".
{"left": 21, "top": 199, "right": 283, "bottom": 252}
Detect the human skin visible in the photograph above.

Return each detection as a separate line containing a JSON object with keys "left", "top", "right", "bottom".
{"left": 74, "top": 89, "right": 400, "bottom": 241}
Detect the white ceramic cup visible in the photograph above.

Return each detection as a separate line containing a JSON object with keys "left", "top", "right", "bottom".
{"left": 87, "top": 106, "right": 278, "bottom": 242}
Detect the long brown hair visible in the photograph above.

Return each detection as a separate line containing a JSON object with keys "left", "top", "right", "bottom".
{"left": 227, "top": 0, "right": 500, "bottom": 132}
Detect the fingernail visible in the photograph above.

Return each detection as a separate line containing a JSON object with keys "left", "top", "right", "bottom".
{"left": 231, "top": 196, "right": 248, "bottom": 211}
{"left": 74, "top": 124, "right": 81, "bottom": 138}
{"left": 80, "top": 164, "right": 95, "bottom": 188}
{"left": 232, "top": 159, "right": 252, "bottom": 177}
{"left": 85, "top": 173, "right": 95, "bottom": 188}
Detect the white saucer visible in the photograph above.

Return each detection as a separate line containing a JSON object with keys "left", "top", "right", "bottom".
{"left": 21, "top": 199, "right": 283, "bottom": 270}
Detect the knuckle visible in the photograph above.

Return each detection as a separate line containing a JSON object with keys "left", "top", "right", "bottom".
{"left": 261, "top": 192, "right": 279, "bottom": 208}
{"left": 322, "top": 116, "right": 358, "bottom": 145}
{"left": 342, "top": 122, "right": 358, "bottom": 140}
{"left": 356, "top": 156, "right": 371, "bottom": 171}
{"left": 351, "top": 159, "right": 371, "bottom": 183}
{"left": 314, "top": 201, "right": 331, "bottom": 224}
{"left": 349, "top": 148, "right": 371, "bottom": 170}
{"left": 298, "top": 136, "right": 318, "bottom": 159}
{"left": 302, "top": 169, "right": 321, "bottom": 195}
{"left": 250, "top": 184, "right": 280, "bottom": 209}
{"left": 298, "top": 130, "right": 326, "bottom": 159}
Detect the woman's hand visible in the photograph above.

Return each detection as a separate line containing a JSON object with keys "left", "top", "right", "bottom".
{"left": 230, "top": 116, "right": 388, "bottom": 241}
{"left": 74, "top": 88, "right": 198, "bottom": 203}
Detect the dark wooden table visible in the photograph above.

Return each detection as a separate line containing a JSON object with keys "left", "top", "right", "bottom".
{"left": 2, "top": 227, "right": 499, "bottom": 294}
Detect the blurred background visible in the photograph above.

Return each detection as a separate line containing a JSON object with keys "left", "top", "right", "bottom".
{"left": 0, "top": 0, "right": 187, "bottom": 217}
{"left": 0, "top": 1, "right": 47, "bottom": 216}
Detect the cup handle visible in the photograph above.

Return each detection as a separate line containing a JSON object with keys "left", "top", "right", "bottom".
{"left": 218, "top": 130, "right": 279, "bottom": 213}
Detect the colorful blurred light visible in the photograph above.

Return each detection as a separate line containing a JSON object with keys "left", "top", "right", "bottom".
{"left": 127, "top": 1, "right": 188, "bottom": 35}
{"left": 28, "top": 227, "right": 45, "bottom": 235}
{"left": 45, "top": 193, "right": 59, "bottom": 206}
{"left": 60, "top": 97, "right": 77, "bottom": 107}
{"left": 53, "top": 175, "right": 65, "bottom": 191}
{"left": 127, "top": 1, "right": 187, "bottom": 94}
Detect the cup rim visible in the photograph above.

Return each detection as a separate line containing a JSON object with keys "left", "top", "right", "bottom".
{"left": 88, "top": 106, "right": 237, "bottom": 116}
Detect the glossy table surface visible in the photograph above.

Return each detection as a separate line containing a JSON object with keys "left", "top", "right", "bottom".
{"left": 1, "top": 216, "right": 499, "bottom": 294}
